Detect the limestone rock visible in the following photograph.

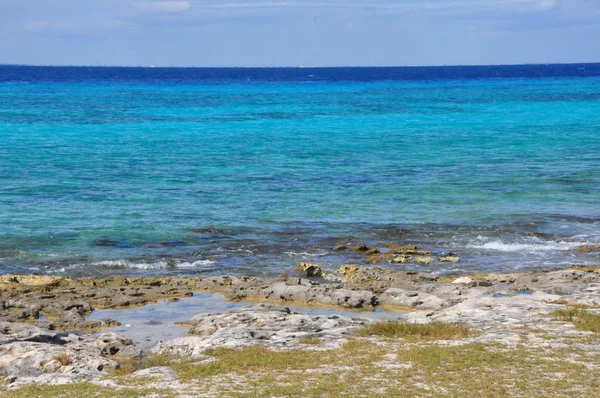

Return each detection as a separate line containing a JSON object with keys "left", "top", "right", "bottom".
{"left": 416, "top": 256, "right": 433, "bottom": 265}
{"left": 151, "top": 304, "right": 368, "bottom": 358}
{"left": 0, "top": 322, "right": 138, "bottom": 387}
{"left": 452, "top": 277, "right": 473, "bottom": 284}
{"left": 378, "top": 288, "right": 449, "bottom": 310}
{"left": 390, "top": 255, "right": 412, "bottom": 264}
{"left": 438, "top": 253, "right": 460, "bottom": 263}
{"left": 576, "top": 245, "right": 600, "bottom": 252}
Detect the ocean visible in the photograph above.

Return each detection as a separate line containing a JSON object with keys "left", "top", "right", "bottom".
{"left": 1, "top": 64, "right": 599, "bottom": 277}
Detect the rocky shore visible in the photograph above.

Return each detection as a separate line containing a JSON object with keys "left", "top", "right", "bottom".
{"left": 1, "top": 254, "right": 600, "bottom": 395}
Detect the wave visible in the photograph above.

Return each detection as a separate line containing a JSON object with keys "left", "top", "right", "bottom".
{"left": 92, "top": 259, "right": 216, "bottom": 270}
{"left": 176, "top": 260, "right": 217, "bottom": 268}
{"left": 466, "top": 240, "right": 582, "bottom": 253}
{"left": 284, "top": 250, "right": 330, "bottom": 257}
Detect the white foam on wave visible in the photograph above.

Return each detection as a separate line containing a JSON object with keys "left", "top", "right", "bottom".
{"left": 467, "top": 240, "right": 581, "bottom": 253}
{"left": 93, "top": 259, "right": 216, "bottom": 270}
{"left": 215, "top": 247, "right": 255, "bottom": 254}
{"left": 176, "top": 259, "right": 217, "bottom": 268}
{"left": 284, "top": 250, "right": 329, "bottom": 257}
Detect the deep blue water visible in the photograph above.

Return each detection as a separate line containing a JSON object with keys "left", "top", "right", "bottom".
{"left": 1, "top": 64, "right": 600, "bottom": 277}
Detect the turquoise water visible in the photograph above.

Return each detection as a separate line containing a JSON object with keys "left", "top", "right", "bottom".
{"left": 1, "top": 68, "right": 600, "bottom": 276}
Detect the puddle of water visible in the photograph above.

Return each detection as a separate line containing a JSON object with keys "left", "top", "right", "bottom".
{"left": 88, "top": 292, "right": 244, "bottom": 349}
{"left": 88, "top": 292, "right": 403, "bottom": 350}
{"left": 517, "top": 289, "right": 534, "bottom": 295}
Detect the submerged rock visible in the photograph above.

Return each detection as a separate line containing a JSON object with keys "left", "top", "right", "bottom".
{"left": 189, "top": 227, "right": 226, "bottom": 234}
{"left": 151, "top": 304, "right": 368, "bottom": 357}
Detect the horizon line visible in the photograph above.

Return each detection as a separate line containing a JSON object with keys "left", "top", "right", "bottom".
{"left": 1, "top": 61, "right": 599, "bottom": 69}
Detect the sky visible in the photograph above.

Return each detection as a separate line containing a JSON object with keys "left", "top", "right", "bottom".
{"left": 0, "top": 0, "right": 599, "bottom": 67}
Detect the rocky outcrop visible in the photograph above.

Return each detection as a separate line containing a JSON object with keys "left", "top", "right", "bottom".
{"left": 336, "top": 265, "right": 438, "bottom": 290}
{"left": 438, "top": 253, "right": 460, "bottom": 263}
{"left": 365, "top": 244, "right": 435, "bottom": 264}
{"left": 294, "top": 262, "right": 325, "bottom": 278}
{"left": 194, "top": 276, "right": 378, "bottom": 309}
{"left": 151, "top": 304, "right": 368, "bottom": 358}
{"left": 576, "top": 245, "right": 600, "bottom": 252}
{"left": 2, "top": 264, "right": 600, "bottom": 389}
{"left": 352, "top": 244, "right": 380, "bottom": 255}
{"left": 0, "top": 275, "right": 196, "bottom": 329}
{"left": 0, "top": 322, "right": 140, "bottom": 387}
{"left": 379, "top": 287, "right": 454, "bottom": 310}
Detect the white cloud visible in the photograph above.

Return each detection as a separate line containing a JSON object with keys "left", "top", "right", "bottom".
{"left": 537, "top": 0, "right": 558, "bottom": 10}
{"left": 137, "top": 1, "right": 192, "bottom": 13}
{"left": 214, "top": 2, "right": 291, "bottom": 8}
{"left": 512, "top": 0, "right": 558, "bottom": 11}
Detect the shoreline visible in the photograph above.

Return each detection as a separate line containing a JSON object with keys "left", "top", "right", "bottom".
{"left": 2, "top": 261, "right": 600, "bottom": 395}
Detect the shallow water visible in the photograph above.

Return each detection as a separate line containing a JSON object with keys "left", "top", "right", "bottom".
{"left": 88, "top": 292, "right": 399, "bottom": 349}
{"left": 1, "top": 65, "right": 600, "bottom": 276}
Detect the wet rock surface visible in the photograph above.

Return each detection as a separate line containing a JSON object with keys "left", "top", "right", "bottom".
{"left": 3, "top": 265, "right": 600, "bottom": 328}
{"left": 0, "top": 275, "right": 196, "bottom": 330}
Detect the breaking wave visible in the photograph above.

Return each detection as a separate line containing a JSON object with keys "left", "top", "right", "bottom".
{"left": 92, "top": 259, "right": 216, "bottom": 270}
{"left": 467, "top": 240, "right": 582, "bottom": 253}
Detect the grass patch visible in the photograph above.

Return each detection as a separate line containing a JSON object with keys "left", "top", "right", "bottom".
{"left": 172, "top": 345, "right": 369, "bottom": 380}
{"left": 55, "top": 353, "right": 72, "bottom": 367}
{"left": 4, "top": 339, "right": 600, "bottom": 397}
{"left": 357, "top": 320, "right": 472, "bottom": 341}
{"left": 398, "top": 343, "right": 600, "bottom": 397}
{"left": 175, "top": 341, "right": 599, "bottom": 397}
{"left": 298, "top": 337, "right": 322, "bottom": 345}
{"left": 1, "top": 383, "right": 174, "bottom": 398}
{"left": 551, "top": 308, "right": 600, "bottom": 333}
{"left": 110, "top": 354, "right": 180, "bottom": 377}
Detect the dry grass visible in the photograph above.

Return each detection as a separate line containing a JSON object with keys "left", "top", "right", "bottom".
{"left": 357, "top": 320, "right": 472, "bottom": 341}
{"left": 4, "top": 338, "right": 600, "bottom": 397}
{"left": 551, "top": 308, "right": 600, "bottom": 333}
{"left": 55, "top": 353, "right": 72, "bottom": 367}
{"left": 110, "top": 354, "right": 178, "bottom": 377}
{"left": 549, "top": 299, "right": 596, "bottom": 309}
{"left": 1, "top": 383, "right": 175, "bottom": 398}
{"left": 298, "top": 337, "right": 322, "bottom": 345}
{"left": 396, "top": 343, "right": 600, "bottom": 397}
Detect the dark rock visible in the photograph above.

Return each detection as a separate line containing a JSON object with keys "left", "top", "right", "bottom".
{"left": 353, "top": 244, "right": 380, "bottom": 255}
{"left": 294, "top": 262, "right": 325, "bottom": 278}
{"left": 190, "top": 227, "right": 225, "bottom": 234}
